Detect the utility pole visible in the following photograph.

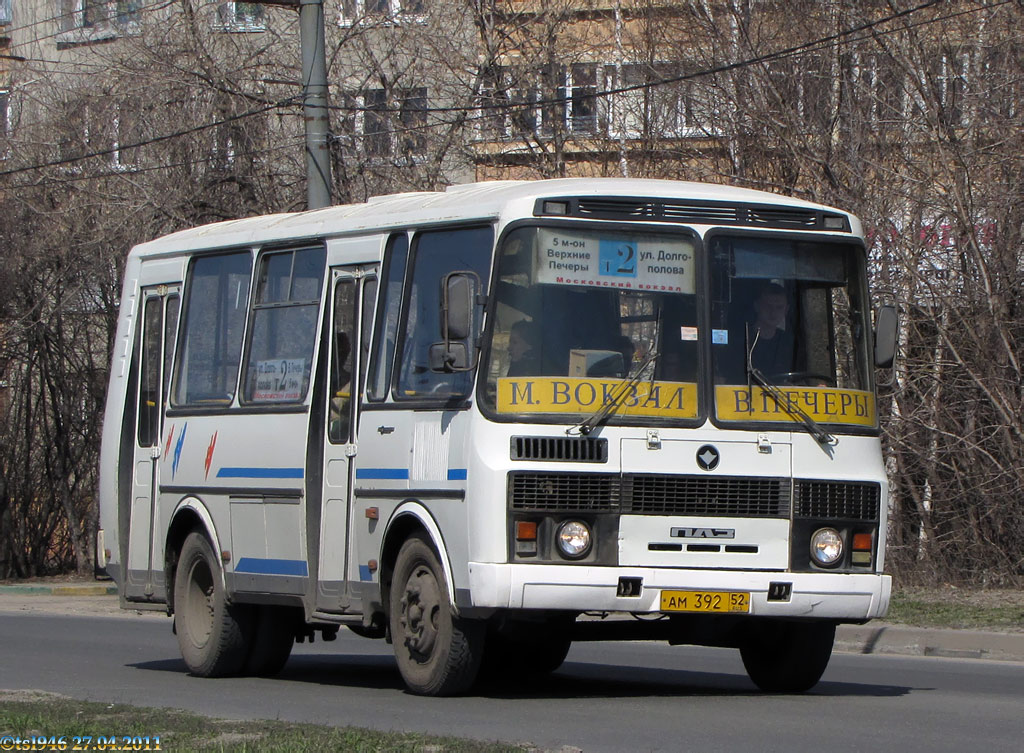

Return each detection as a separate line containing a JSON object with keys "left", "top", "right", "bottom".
{"left": 299, "top": 0, "right": 332, "bottom": 209}
{"left": 256, "top": 0, "right": 332, "bottom": 209}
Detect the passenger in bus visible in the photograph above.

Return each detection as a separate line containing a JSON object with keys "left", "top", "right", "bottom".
{"left": 506, "top": 319, "right": 544, "bottom": 376}
{"left": 747, "top": 282, "right": 795, "bottom": 376}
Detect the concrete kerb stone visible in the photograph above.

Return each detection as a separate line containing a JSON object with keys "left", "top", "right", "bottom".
{"left": 835, "top": 622, "right": 1024, "bottom": 662}
{"left": 0, "top": 582, "right": 117, "bottom": 596}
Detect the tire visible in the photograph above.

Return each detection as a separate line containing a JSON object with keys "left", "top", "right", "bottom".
{"left": 388, "top": 535, "right": 484, "bottom": 696}
{"left": 244, "top": 606, "right": 297, "bottom": 677}
{"left": 173, "top": 531, "right": 253, "bottom": 677}
{"left": 481, "top": 626, "right": 572, "bottom": 679}
{"left": 740, "top": 620, "right": 836, "bottom": 693}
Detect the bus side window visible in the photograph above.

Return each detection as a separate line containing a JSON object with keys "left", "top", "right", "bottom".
{"left": 395, "top": 226, "right": 492, "bottom": 399}
{"left": 172, "top": 251, "right": 252, "bottom": 406}
{"left": 366, "top": 234, "right": 408, "bottom": 402}
{"left": 137, "top": 297, "right": 163, "bottom": 447}
{"left": 242, "top": 246, "right": 326, "bottom": 404}
{"left": 329, "top": 279, "right": 358, "bottom": 444}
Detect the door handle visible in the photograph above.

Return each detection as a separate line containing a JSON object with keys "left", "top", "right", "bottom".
{"left": 378, "top": 425, "right": 395, "bottom": 435}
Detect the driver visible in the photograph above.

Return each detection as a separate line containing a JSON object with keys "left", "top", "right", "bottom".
{"left": 748, "top": 283, "right": 795, "bottom": 376}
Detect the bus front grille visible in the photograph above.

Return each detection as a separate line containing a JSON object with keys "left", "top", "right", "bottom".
{"left": 509, "top": 472, "right": 621, "bottom": 512}
{"left": 509, "top": 472, "right": 789, "bottom": 517}
{"left": 794, "top": 480, "right": 881, "bottom": 520}
{"left": 510, "top": 436, "right": 608, "bottom": 463}
{"left": 622, "top": 474, "right": 790, "bottom": 517}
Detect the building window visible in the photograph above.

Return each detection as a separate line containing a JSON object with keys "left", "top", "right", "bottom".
{"left": 339, "top": 0, "right": 425, "bottom": 25}
{"left": 217, "top": 2, "right": 265, "bottom": 31}
{"left": 612, "top": 63, "right": 707, "bottom": 139}
{"left": 59, "top": 0, "right": 139, "bottom": 32}
{"left": 340, "top": 87, "right": 429, "bottom": 159}
{"left": 1, "top": 0, "right": 12, "bottom": 25}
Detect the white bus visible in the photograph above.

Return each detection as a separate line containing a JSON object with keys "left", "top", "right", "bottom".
{"left": 98, "top": 178, "right": 897, "bottom": 695}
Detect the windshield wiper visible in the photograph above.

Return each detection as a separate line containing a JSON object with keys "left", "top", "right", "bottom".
{"left": 571, "top": 349, "right": 659, "bottom": 436}
{"left": 746, "top": 327, "right": 834, "bottom": 446}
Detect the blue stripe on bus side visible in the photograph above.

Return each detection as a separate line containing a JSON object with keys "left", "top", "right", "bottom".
{"left": 217, "top": 467, "right": 304, "bottom": 479}
{"left": 355, "top": 468, "right": 410, "bottom": 480}
{"left": 447, "top": 469, "right": 468, "bottom": 480}
{"left": 234, "top": 558, "right": 309, "bottom": 577}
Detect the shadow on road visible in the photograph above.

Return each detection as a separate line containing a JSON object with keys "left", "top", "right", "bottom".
{"left": 129, "top": 654, "right": 912, "bottom": 699}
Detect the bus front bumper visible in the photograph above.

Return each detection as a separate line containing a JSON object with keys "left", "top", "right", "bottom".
{"left": 466, "top": 563, "right": 891, "bottom": 621}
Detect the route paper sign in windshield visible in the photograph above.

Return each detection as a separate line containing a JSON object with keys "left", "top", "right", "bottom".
{"left": 534, "top": 228, "right": 695, "bottom": 293}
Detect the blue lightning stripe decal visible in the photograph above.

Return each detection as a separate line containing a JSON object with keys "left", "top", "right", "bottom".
{"left": 172, "top": 422, "right": 187, "bottom": 479}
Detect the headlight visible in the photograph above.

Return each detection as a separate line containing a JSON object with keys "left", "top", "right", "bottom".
{"left": 556, "top": 520, "right": 592, "bottom": 559}
{"left": 810, "top": 527, "right": 844, "bottom": 567}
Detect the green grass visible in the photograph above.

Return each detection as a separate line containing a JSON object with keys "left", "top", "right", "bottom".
{"left": 887, "top": 590, "right": 1024, "bottom": 631}
{"left": 0, "top": 694, "right": 527, "bottom": 752}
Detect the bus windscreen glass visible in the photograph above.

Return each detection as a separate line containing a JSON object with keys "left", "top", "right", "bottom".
{"left": 709, "top": 235, "right": 875, "bottom": 428}
{"left": 482, "top": 225, "right": 700, "bottom": 422}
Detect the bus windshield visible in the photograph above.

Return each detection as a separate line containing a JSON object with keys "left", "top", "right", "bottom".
{"left": 709, "top": 234, "right": 875, "bottom": 429}
{"left": 481, "top": 225, "right": 700, "bottom": 424}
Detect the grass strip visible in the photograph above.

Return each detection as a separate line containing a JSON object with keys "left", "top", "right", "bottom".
{"left": 887, "top": 592, "right": 1024, "bottom": 631}
{"left": 0, "top": 693, "right": 527, "bottom": 752}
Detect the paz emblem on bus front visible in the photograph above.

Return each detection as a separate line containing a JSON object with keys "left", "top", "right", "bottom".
{"left": 696, "top": 445, "right": 720, "bottom": 471}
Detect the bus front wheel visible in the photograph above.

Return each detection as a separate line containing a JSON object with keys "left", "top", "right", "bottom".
{"left": 173, "top": 531, "right": 253, "bottom": 677}
{"left": 389, "top": 536, "right": 483, "bottom": 696}
{"left": 739, "top": 619, "right": 836, "bottom": 693}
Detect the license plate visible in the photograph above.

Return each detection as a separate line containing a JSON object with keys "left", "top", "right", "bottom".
{"left": 660, "top": 590, "right": 750, "bottom": 613}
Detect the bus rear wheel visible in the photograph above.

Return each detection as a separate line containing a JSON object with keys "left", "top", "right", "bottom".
{"left": 245, "top": 606, "right": 297, "bottom": 677}
{"left": 739, "top": 619, "right": 836, "bottom": 693}
{"left": 389, "top": 536, "right": 483, "bottom": 696}
{"left": 174, "top": 531, "right": 253, "bottom": 677}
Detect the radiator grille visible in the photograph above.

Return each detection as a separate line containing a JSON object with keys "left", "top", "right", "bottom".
{"left": 511, "top": 436, "right": 608, "bottom": 463}
{"left": 623, "top": 474, "right": 790, "bottom": 517}
{"left": 509, "top": 472, "right": 789, "bottom": 517}
{"left": 509, "top": 472, "right": 621, "bottom": 512}
{"left": 794, "top": 480, "right": 881, "bottom": 520}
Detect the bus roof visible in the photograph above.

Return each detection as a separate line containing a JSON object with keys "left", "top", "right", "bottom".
{"left": 129, "top": 178, "right": 858, "bottom": 259}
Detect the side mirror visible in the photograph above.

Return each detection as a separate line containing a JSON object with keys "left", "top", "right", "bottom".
{"left": 429, "top": 342, "right": 469, "bottom": 371}
{"left": 431, "top": 271, "right": 482, "bottom": 373}
{"left": 874, "top": 304, "right": 898, "bottom": 368}
{"left": 443, "top": 272, "right": 477, "bottom": 341}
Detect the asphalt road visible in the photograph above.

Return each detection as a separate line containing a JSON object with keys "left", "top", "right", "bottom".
{"left": 1, "top": 610, "right": 1022, "bottom": 752}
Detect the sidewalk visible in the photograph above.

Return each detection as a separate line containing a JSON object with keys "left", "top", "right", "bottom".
{"left": 2, "top": 580, "right": 1023, "bottom": 662}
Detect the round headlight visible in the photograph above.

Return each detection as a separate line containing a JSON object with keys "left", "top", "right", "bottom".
{"left": 556, "top": 520, "right": 592, "bottom": 559}
{"left": 810, "top": 527, "right": 844, "bottom": 567}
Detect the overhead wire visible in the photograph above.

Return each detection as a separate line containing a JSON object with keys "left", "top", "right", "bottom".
{"left": 0, "top": 0, "right": 1010, "bottom": 183}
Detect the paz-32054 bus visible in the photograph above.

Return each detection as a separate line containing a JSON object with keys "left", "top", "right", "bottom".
{"left": 98, "top": 178, "right": 897, "bottom": 695}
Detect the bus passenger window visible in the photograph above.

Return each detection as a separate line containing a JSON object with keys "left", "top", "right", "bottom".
{"left": 172, "top": 251, "right": 252, "bottom": 406}
{"left": 243, "top": 246, "right": 326, "bottom": 404}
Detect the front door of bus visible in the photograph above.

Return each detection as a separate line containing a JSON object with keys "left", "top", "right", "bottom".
{"left": 125, "top": 287, "right": 179, "bottom": 601}
{"left": 317, "top": 267, "right": 377, "bottom": 611}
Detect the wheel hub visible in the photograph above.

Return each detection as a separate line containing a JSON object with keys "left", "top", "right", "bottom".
{"left": 399, "top": 564, "right": 441, "bottom": 660}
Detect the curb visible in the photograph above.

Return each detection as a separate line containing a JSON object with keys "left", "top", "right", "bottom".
{"left": 835, "top": 622, "right": 1024, "bottom": 662}
{"left": 0, "top": 583, "right": 117, "bottom": 596}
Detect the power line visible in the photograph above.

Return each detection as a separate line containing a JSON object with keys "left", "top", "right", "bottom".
{"left": 0, "top": 96, "right": 302, "bottom": 179}
{"left": 0, "top": 0, "right": 1008, "bottom": 182}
